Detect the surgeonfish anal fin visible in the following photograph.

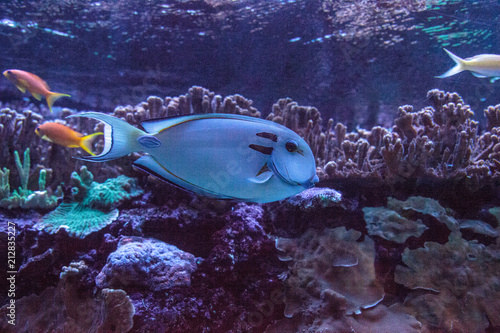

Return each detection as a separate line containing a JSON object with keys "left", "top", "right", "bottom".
{"left": 247, "top": 164, "right": 274, "bottom": 184}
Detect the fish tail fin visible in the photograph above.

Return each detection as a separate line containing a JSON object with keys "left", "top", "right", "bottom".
{"left": 67, "top": 112, "right": 146, "bottom": 162}
{"left": 79, "top": 132, "right": 104, "bottom": 156}
{"left": 436, "top": 48, "right": 466, "bottom": 78}
{"left": 46, "top": 92, "right": 71, "bottom": 112}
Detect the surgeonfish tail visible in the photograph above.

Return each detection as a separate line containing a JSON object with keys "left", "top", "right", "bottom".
{"left": 46, "top": 92, "right": 71, "bottom": 113}
{"left": 436, "top": 48, "right": 465, "bottom": 78}
{"left": 79, "top": 132, "right": 104, "bottom": 156}
{"left": 67, "top": 112, "right": 146, "bottom": 162}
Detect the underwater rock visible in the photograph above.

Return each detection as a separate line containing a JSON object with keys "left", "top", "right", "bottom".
{"left": 395, "top": 232, "right": 500, "bottom": 332}
{"left": 0, "top": 260, "right": 135, "bottom": 333}
{"left": 96, "top": 236, "right": 199, "bottom": 291}
{"left": 204, "top": 203, "right": 273, "bottom": 277}
{"left": 276, "top": 227, "right": 384, "bottom": 318}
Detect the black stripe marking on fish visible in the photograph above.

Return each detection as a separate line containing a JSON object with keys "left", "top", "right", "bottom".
{"left": 249, "top": 144, "right": 273, "bottom": 155}
{"left": 256, "top": 132, "right": 278, "bottom": 142}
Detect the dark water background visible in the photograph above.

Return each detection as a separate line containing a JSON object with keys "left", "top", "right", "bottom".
{"left": 0, "top": 0, "right": 499, "bottom": 129}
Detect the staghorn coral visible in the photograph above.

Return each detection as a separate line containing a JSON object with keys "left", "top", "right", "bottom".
{"left": 110, "top": 86, "right": 261, "bottom": 127}
{"left": 275, "top": 227, "right": 384, "bottom": 318}
{"left": 96, "top": 236, "right": 199, "bottom": 291}
{"left": 311, "top": 89, "right": 500, "bottom": 198}
{"left": 0, "top": 108, "right": 43, "bottom": 168}
{"left": 266, "top": 98, "right": 323, "bottom": 160}
{"left": 0, "top": 148, "right": 60, "bottom": 210}
{"left": 395, "top": 232, "right": 500, "bottom": 332}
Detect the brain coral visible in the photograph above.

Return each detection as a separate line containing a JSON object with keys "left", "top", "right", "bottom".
{"left": 96, "top": 236, "right": 200, "bottom": 291}
{"left": 395, "top": 232, "right": 500, "bottom": 332}
{"left": 275, "top": 227, "right": 384, "bottom": 319}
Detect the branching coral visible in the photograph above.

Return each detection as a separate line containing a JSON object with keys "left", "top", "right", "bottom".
{"left": 309, "top": 89, "right": 500, "bottom": 196}
{"left": 0, "top": 148, "right": 59, "bottom": 210}
{"left": 110, "top": 86, "right": 261, "bottom": 127}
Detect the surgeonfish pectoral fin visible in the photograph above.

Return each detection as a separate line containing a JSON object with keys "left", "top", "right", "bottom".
{"left": 67, "top": 111, "right": 145, "bottom": 162}
{"left": 436, "top": 48, "right": 465, "bottom": 78}
{"left": 46, "top": 92, "right": 71, "bottom": 113}
{"left": 247, "top": 164, "right": 274, "bottom": 184}
{"left": 79, "top": 132, "right": 104, "bottom": 156}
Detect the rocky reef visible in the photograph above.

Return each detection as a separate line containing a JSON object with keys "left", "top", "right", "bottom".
{"left": 1, "top": 87, "right": 500, "bottom": 332}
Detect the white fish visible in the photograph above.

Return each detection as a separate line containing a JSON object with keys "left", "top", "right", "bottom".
{"left": 68, "top": 112, "right": 319, "bottom": 203}
{"left": 436, "top": 48, "right": 500, "bottom": 78}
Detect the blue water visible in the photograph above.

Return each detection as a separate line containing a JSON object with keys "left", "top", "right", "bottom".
{"left": 0, "top": 0, "right": 498, "bottom": 128}
{"left": 1, "top": 1, "right": 500, "bottom": 332}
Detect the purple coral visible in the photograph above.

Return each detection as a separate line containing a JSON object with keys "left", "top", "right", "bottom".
{"left": 96, "top": 236, "right": 199, "bottom": 291}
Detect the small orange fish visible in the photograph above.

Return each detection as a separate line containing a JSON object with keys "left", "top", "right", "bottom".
{"left": 35, "top": 122, "right": 103, "bottom": 156}
{"left": 3, "top": 69, "right": 71, "bottom": 112}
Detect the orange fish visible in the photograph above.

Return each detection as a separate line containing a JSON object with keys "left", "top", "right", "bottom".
{"left": 35, "top": 122, "right": 103, "bottom": 156}
{"left": 3, "top": 69, "right": 71, "bottom": 112}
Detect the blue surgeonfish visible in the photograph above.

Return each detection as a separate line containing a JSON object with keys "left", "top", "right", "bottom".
{"left": 436, "top": 48, "right": 500, "bottom": 78}
{"left": 68, "top": 112, "right": 319, "bottom": 203}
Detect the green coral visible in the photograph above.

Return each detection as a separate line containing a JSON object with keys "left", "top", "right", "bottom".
{"left": 0, "top": 148, "right": 59, "bottom": 210}
{"left": 40, "top": 203, "right": 119, "bottom": 238}
{"left": 38, "top": 166, "right": 143, "bottom": 238}
{"left": 82, "top": 175, "right": 144, "bottom": 210}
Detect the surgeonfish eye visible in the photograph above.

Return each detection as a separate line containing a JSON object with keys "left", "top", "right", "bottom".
{"left": 285, "top": 140, "right": 298, "bottom": 153}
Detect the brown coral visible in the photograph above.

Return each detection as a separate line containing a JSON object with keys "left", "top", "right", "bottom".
{"left": 395, "top": 232, "right": 500, "bottom": 332}
{"left": 276, "top": 227, "right": 384, "bottom": 318}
